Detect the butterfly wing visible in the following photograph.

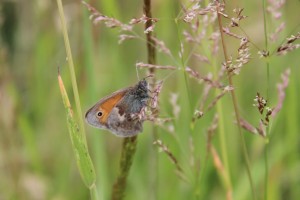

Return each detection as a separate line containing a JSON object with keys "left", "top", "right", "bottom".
{"left": 85, "top": 80, "right": 150, "bottom": 137}
{"left": 106, "top": 87, "right": 149, "bottom": 137}
{"left": 106, "top": 107, "right": 143, "bottom": 137}
{"left": 85, "top": 88, "right": 130, "bottom": 130}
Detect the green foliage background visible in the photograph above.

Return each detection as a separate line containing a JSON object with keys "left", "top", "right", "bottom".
{"left": 0, "top": 0, "right": 299, "bottom": 199}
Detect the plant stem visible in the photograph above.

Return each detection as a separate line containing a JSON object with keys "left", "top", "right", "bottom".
{"left": 58, "top": 72, "right": 97, "bottom": 198}
{"left": 56, "top": 0, "right": 87, "bottom": 145}
{"left": 207, "top": 0, "right": 232, "bottom": 194}
{"left": 262, "top": 0, "right": 270, "bottom": 199}
{"left": 111, "top": 137, "right": 138, "bottom": 200}
{"left": 191, "top": 0, "right": 232, "bottom": 194}
{"left": 111, "top": 1, "right": 157, "bottom": 199}
{"left": 144, "top": 0, "right": 156, "bottom": 73}
{"left": 144, "top": 1, "right": 158, "bottom": 199}
{"left": 90, "top": 184, "right": 98, "bottom": 200}
{"left": 174, "top": 18, "right": 193, "bottom": 113}
{"left": 57, "top": 1, "right": 98, "bottom": 199}
{"left": 216, "top": 2, "right": 256, "bottom": 200}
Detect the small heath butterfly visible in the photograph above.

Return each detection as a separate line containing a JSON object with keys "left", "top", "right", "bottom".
{"left": 85, "top": 79, "right": 150, "bottom": 137}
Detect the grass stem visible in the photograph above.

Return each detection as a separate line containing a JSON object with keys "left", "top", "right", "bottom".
{"left": 111, "top": 1, "right": 157, "bottom": 199}
{"left": 57, "top": 0, "right": 98, "bottom": 199}
{"left": 262, "top": 0, "right": 270, "bottom": 199}
{"left": 111, "top": 137, "right": 138, "bottom": 200}
{"left": 216, "top": 2, "right": 256, "bottom": 199}
{"left": 57, "top": 0, "right": 87, "bottom": 145}
{"left": 143, "top": 1, "right": 159, "bottom": 199}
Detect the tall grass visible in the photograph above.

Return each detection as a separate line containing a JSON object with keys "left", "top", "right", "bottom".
{"left": 56, "top": 0, "right": 97, "bottom": 199}
{"left": 262, "top": 0, "right": 270, "bottom": 199}
{"left": 216, "top": 3, "right": 255, "bottom": 199}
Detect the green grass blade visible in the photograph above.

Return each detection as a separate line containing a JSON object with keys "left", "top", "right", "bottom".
{"left": 58, "top": 74, "right": 96, "bottom": 187}
{"left": 56, "top": 0, "right": 86, "bottom": 145}
{"left": 58, "top": 73, "right": 97, "bottom": 199}
{"left": 56, "top": 1, "right": 98, "bottom": 197}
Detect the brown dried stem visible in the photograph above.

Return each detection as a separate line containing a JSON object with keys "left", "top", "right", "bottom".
{"left": 143, "top": 1, "right": 159, "bottom": 199}
{"left": 111, "top": 1, "right": 158, "bottom": 199}
{"left": 144, "top": 0, "right": 156, "bottom": 73}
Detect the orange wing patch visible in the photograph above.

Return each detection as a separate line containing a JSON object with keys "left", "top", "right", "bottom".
{"left": 98, "top": 91, "right": 126, "bottom": 124}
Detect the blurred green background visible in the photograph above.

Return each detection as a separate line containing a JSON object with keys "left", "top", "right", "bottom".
{"left": 0, "top": 0, "right": 299, "bottom": 199}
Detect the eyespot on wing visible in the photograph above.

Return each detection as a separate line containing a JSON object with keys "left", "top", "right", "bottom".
{"left": 85, "top": 89, "right": 127, "bottom": 128}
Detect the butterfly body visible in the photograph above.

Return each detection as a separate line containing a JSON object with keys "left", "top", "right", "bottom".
{"left": 85, "top": 80, "right": 149, "bottom": 137}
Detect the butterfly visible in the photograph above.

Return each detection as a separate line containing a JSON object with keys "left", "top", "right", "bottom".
{"left": 85, "top": 79, "right": 150, "bottom": 137}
